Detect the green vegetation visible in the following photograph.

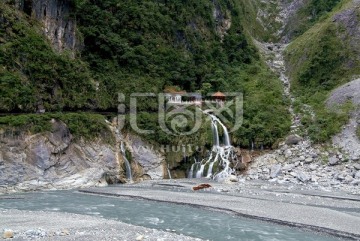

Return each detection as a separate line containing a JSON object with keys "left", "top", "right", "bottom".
{"left": 1, "top": 0, "right": 291, "bottom": 146}
{"left": 284, "top": 0, "right": 345, "bottom": 39}
{"left": 0, "top": 113, "right": 113, "bottom": 142}
{"left": 0, "top": 2, "right": 96, "bottom": 112}
{"left": 286, "top": 0, "right": 360, "bottom": 143}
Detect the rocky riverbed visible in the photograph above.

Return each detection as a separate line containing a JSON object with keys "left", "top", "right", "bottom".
{"left": 0, "top": 209, "right": 201, "bottom": 241}
{"left": 79, "top": 179, "right": 360, "bottom": 240}
{"left": 247, "top": 138, "right": 360, "bottom": 195}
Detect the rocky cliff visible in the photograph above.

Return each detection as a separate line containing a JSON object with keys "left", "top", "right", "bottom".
{"left": 0, "top": 119, "right": 166, "bottom": 193}
{"left": 15, "top": 0, "right": 77, "bottom": 54}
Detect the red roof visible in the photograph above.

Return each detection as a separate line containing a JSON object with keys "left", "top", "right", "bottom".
{"left": 212, "top": 91, "right": 225, "bottom": 97}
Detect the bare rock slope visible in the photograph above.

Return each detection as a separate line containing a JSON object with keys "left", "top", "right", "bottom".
{"left": 327, "top": 78, "right": 360, "bottom": 161}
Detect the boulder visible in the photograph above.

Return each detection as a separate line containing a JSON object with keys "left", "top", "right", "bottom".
{"left": 354, "top": 164, "right": 360, "bottom": 170}
{"left": 270, "top": 164, "right": 282, "bottom": 179}
{"left": 344, "top": 175, "right": 354, "bottom": 183}
{"left": 297, "top": 172, "right": 310, "bottom": 182}
{"left": 355, "top": 171, "right": 360, "bottom": 179}
{"left": 3, "top": 230, "right": 14, "bottom": 239}
{"left": 284, "top": 149, "right": 293, "bottom": 158}
{"left": 285, "top": 135, "right": 303, "bottom": 145}
{"left": 329, "top": 156, "right": 339, "bottom": 166}
{"left": 305, "top": 157, "right": 313, "bottom": 164}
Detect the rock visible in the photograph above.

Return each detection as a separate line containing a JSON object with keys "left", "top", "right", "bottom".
{"left": 282, "top": 164, "right": 294, "bottom": 172}
{"left": 3, "top": 230, "right": 14, "bottom": 239}
{"left": 289, "top": 172, "right": 297, "bottom": 177}
{"left": 309, "top": 164, "right": 318, "bottom": 171}
{"left": 329, "top": 156, "right": 339, "bottom": 166}
{"left": 354, "top": 164, "right": 360, "bottom": 170}
{"left": 136, "top": 234, "right": 145, "bottom": 241}
{"left": 128, "top": 134, "right": 165, "bottom": 180}
{"left": 284, "top": 149, "right": 293, "bottom": 158}
{"left": 0, "top": 122, "right": 125, "bottom": 193}
{"left": 61, "top": 229, "right": 70, "bottom": 236}
{"left": 337, "top": 175, "right": 345, "bottom": 181}
{"left": 311, "top": 176, "right": 318, "bottom": 182}
{"left": 270, "top": 164, "right": 282, "bottom": 178}
{"left": 29, "top": 0, "right": 77, "bottom": 54}
{"left": 355, "top": 171, "right": 360, "bottom": 179}
{"left": 285, "top": 135, "right": 303, "bottom": 145}
{"left": 297, "top": 172, "right": 310, "bottom": 182}
{"left": 305, "top": 157, "right": 313, "bottom": 164}
{"left": 229, "top": 175, "right": 238, "bottom": 182}
{"left": 298, "top": 156, "right": 306, "bottom": 161}
{"left": 241, "top": 151, "right": 252, "bottom": 163}
{"left": 344, "top": 175, "right": 354, "bottom": 183}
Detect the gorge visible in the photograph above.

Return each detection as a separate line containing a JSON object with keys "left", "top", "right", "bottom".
{"left": 1, "top": 0, "right": 360, "bottom": 239}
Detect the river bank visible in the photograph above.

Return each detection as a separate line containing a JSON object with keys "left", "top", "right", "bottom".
{"left": 1, "top": 179, "right": 360, "bottom": 240}
{"left": 79, "top": 179, "right": 360, "bottom": 240}
{"left": 0, "top": 208, "right": 201, "bottom": 241}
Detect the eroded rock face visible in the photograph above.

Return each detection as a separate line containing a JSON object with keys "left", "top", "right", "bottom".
{"left": 125, "top": 134, "right": 165, "bottom": 180}
{"left": 17, "top": 0, "right": 78, "bottom": 55}
{"left": 0, "top": 120, "right": 120, "bottom": 193}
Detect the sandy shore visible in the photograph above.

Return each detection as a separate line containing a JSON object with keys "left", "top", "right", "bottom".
{"left": 80, "top": 179, "right": 360, "bottom": 240}
{"left": 0, "top": 208, "right": 202, "bottom": 241}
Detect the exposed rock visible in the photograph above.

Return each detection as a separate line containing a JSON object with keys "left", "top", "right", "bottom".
{"left": 329, "top": 156, "right": 339, "bottom": 166}
{"left": 241, "top": 151, "right": 252, "bottom": 163}
{"left": 282, "top": 164, "right": 294, "bottom": 172}
{"left": 309, "top": 164, "right": 318, "bottom": 171}
{"left": 0, "top": 122, "right": 121, "bottom": 193}
{"left": 344, "top": 175, "right": 354, "bottom": 183}
{"left": 18, "top": 0, "right": 78, "bottom": 55}
{"left": 126, "top": 134, "right": 165, "bottom": 180}
{"left": 136, "top": 234, "right": 145, "bottom": 241}
{"left": 354, "top": 164, "right": 360, "bottom": 170}
{"left": 355, "top": 171, "right": 360, "bottom": 179}
{"left": 3, "top": 229, "right": 14, "bottom": 239}
{"left": 285, "top": 134, "right": 303, "bottom": 145}
{"left": 284, "top": 149, "right": 292, "bottom": 158}
{"left": 270, "top": 164, "right": 282, "bottom": 178}
{"left": 297, "top": 172, "right": 310, "bottom": 182}
{"left": 304, "top": 157, "right": 313, "bottom": 164}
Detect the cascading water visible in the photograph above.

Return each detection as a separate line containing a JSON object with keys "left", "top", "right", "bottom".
{"left": 167, "top": 163, "right": 172, "bottom": 179}
{"left": 188, "top": 112, "right": 238, "bottom": 181}
{"left": 120, "top": 141, "right": 133, "bottom": 181}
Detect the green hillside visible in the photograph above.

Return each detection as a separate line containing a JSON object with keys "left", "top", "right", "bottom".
{"left": 0, "top": 0, "right": 292, "bottom": 147}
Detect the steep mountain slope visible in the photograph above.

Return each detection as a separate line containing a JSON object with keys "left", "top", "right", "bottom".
{"left": 0, "top": 0, "right": 291, "bottom": 148}
{"left": 285, "top": 0, "right": 360, "bottom": 142}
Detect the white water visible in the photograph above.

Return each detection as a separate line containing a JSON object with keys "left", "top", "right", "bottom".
{"left": 167, "top": 164, "right": 172, "bottom": 179}
{"left": 196, "top": 164, "right": 205, "bottom": 178}
{"left": 189, "top": 112, "right": 238, "bottom": 181}
{"left": 206, "top": 161, "right": 215, "bottom": 178}
{"left": 120, "top": 142, "right": 133, "bottom": 181}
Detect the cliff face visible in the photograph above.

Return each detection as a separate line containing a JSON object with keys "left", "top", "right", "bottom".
{"left": 18, "top": 0, "right": 77, "bottom": 54}
{"left": 0, "top": 120, "right": 121, "bottom": 193}
{"left": 0, "top": 119, "right": 166, "bottom": 193}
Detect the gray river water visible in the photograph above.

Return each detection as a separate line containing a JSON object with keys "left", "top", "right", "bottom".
{"left": 0, "top": 190, "right": 342, "bottom": 241}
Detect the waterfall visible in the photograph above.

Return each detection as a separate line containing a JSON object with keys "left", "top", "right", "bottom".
{"left": 189, "top": 112, "right": 237, "bottom": 181}
{"left": 211, "top": 120, "right": 220, "bottom": 147}
{"left": 120, "top": 141, "right": 133, "bottom": 181}
{"left": 207, "top": 161, "right": 215, "bottom": 178}
{"left": 196, "top": 164, "right": 205, "bottom": 178}
{"left": 188, "top": 163, "right": 195, "bottom": 178}
{"left": 167, "top": 163, "right": 172, "bottom": 179}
